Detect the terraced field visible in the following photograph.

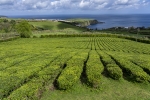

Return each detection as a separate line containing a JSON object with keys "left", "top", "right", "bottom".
{"left": 0, "top": 37, "right": 150, "bottom": 99}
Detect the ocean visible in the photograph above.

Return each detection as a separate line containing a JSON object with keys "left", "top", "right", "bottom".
{"left": 8, "top": 14, "right": 150, "bottom": 30}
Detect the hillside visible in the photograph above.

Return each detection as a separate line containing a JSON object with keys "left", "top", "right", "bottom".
{"left": 29, "top": 21, "right": 87, "bottom": 32}
{"left": 67, "top": 18, "right": 99, "bottom": 27}
{"left": 0, "top": 36, "right": 150, "bottom": 100}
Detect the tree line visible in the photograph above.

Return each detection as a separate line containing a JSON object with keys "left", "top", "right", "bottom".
{"left": 0, "top": 19, "right": 32, "bottom": 38}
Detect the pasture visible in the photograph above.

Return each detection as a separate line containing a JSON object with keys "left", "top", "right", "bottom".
{"left": 0, "top": 36, "right": 150, "bottom": 100}
{"left": 29, "top": 21, "right": 86, "bottom": 31}
{"left": 29, "top": 21, "right": 88, "bottom": 38}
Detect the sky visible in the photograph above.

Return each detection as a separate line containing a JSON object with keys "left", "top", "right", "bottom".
{"left": 0, "top": 0, "right": 150, "bottom": 15}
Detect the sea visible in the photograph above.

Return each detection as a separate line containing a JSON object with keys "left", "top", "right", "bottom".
{"left": 8, "top": 14, "right": 150, "bottom": 30}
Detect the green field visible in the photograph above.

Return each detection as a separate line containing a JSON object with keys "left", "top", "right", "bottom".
{"left": 30, "top": 21, "right": 86, "bottom": 31}
{"left": 28, "top": 21, "right": 87, "bottom": 37}
{"left": 0, "top": 36, "right": 150, "bottom": 100}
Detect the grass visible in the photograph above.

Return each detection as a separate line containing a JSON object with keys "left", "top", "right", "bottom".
{"left": 29, "top": 21, "right": 86, "bottom": 31}
{"left": 41, "top": 76, "right": 150, "bottom": 100}
{"left": 29, "top": 21, "right": 87, "bottom": 37}
{"left": 0, "top": 37, "right": 150, "bottom": 99}
{"left": 0, "top": 32, "right": 18, "bottom": 40}
{"left": 67, "top": 18, "right": 94, "bottom": 23}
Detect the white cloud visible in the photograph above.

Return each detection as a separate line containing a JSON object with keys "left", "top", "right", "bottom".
{"left": 114, "top": 0, "right": 140, "bottom": 6}
{"left": 79, "top": 0, "right": 90, "bottom": 8}
{"left": 51, "top": 0, "right": 72, "bottom": 9}
{"left": 0, "top": 0, "right": 15, "bottom": 5}
{"left": 0, "top": 0, "right": 149, "bottom": 11}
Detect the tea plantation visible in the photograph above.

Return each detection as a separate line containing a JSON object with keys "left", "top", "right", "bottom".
{"left": 0, "top": 36, "right": 150, "bottom": 100}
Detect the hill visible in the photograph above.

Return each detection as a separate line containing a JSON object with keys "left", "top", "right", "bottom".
{"left": 0, "top": 36, "right": 150, "bottom": 99}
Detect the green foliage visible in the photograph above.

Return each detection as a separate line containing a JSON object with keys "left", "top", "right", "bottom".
{"left": 57, "top": 51, "right": 88, "bottom": 90}
{"left": 38, "top": 33, "right": 150, "bottom": 44}
{"left": 129, "top": 57, "right": 150, "bottom": 75}
{"left": 98, "top": 52, "right": 123, "bottom": 80}
{"left": 86, "top": 50, "right": 104, "bottom": 88}
{"left": 106, "top": 64, "right": 123, "bottom": 80}
{"left": 10, "top": 20, "right": 16, "bottom": 25}
{"left": 0, "top": 37, "right": 150, "bottom": 99}
{"left": 57, "top": 66, "right": 80, "bottom": 89}
{"left": 29, "top": 21, "right": 86, "bottom": 32}
{"left": 111, "top": 54, "right": 150, "bottom": 82}
{"left": 16, "top": 20, "right": 32, "bottom": 38}
{"left": 0, "top": 19, "right": 17, "bottom": 33}
{"left": 67, "top": 18, "right": 98, "bottom": 27}
{"left": 7, "top": 79, "right": 43, "bottom": 100}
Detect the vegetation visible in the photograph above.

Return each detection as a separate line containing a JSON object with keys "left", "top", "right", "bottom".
{"left": 0, "top": 19, "right": 16, "bottom": 33}
{"left": 98, "top": 26, "right": 150, "bottom": 39}
{"left": 57, "top": 50, "right": 89, "bottom": 89}
{"left": 0, "top": 18, "right": 150, "bottom": 99}
{"left": 86, "top": 50, "right": 104, "bottom": 88}
{"left": 15, "top": 20, "right": 32, "bottom": 38}
{"left": 0, "top": 36, "right": 150, "bottom": 99}
{"left": 67, "top": 18, "right": 99, "bottom": 27}
{"left": 98, "top": 51, "right": 123, "bottom": 80}
{"left": 29, "top": 21, "right": 87, "bottom": 32}
{"left": 40, "top": 33, "right": 150, "bottom": 44}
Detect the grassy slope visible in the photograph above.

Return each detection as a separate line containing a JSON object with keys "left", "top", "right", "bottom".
{"left": 1, "top": 37, "right": 150, "bottom": 100}
{"left": 67, "top": 18, "right": 93, "bottom": 22}
{"left": 29, "top": 21, "right": 87, "bottom": 37}
{"left": 41, "top": 76, "right": 150, "bottom": 100}
{"left": 29, "top": 21, "right": 86, "bottom": 32}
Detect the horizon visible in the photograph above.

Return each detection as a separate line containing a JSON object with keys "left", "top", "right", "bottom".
{"left": 3, "top": 13, "right": 150, "bottom": 17}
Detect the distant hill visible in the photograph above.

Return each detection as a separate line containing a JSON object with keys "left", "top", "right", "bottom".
{"left": 0, "top": 15, "right": 7, "bottom": 18}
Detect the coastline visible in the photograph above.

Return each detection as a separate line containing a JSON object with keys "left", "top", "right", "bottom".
{"left": 7, "top": 14, "right": 150, "bottom": 30}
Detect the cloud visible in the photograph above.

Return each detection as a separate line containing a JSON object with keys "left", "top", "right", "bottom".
{"left": 51, "top": 0, "right": 73, "bottom": 9}
{"left": 79, "top": 0, "right": 90, "bottom": 9}
{"left": 0, "top": 0, "right": 149, "bottom": 11}
{"left": 16, "top": 0, "right": 50, "bottom": 10}
{"left": 0, "top": 0, "right": 15, "bottom": 5}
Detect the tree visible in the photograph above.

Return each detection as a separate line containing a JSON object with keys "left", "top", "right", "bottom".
{"left": 10, "top": 20, "right": 16, "bottom": 25}
{"left": 16, "top": 20, "right": 32, "bottom": 38}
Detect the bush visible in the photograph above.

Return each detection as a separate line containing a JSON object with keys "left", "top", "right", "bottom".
{"left": 57, "top": 51, "right": 88, "bottom": 90}
{"left": 112, "top": 55, "right": 150, "bottom": 82}
{"left": 15, "top": 20, "right": 32, "bottom": 38}
{"left": 98, "top": 51, "right": 123, "bottom": 80}
{"left": 102, "top": 58, "right": 115, "bottom": 66}
{"left": 107, "top": 64, "right": 123, "bottom": 80}
{"left": 86, "top": 51, "right": 104, "bottom": 88}
{"left": 57, "top": 66, "right": 81, "bottom": 89}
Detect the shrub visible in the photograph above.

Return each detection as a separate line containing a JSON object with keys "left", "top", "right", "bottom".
{"left": 98, "top": 51, "right": 123, "bottom": 80}
{"left": 57, "top": 66, "right": 81, "bottom": 89}
{"left": 112, "top": 55, "right": 150, "bottom": 82}
{"left": 57, "top": 51, "right": 88, "bottom": 89}
{"left": 86, "top": 51, "right": 104, "bottom": 88}
{"left": 15, "top": 20, "right": 32, "bottom": 38}
{"left": 107, "top": 64, "right": 123, "bottom": 80}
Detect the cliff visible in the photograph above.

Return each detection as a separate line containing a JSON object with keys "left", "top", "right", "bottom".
{"left": 66, "top": 18, "right": 101, "bottom": 27}
{"left": 76, "top": 19, "right": 99, "bottom": 27}
{"left": 0, "top": 15, "right": 7, "bottom": 18}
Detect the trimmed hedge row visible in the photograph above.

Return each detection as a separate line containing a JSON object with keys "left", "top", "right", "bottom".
{"left": 0, "top": 49, "right": 65, "bottom": 99}
{"left": 57, "top": 51, "right": 89, "bottom": 90}
{"left": 106, "top": 64, "right": 123, "bottom": 80}
{"left": 6, "top": 78, "right": 43, "bottom": 100}
{"left": 111, "top": 55, "right": 150, "bottom": 82}
{"left": 129, "top": 57, "right": 150, "bottom": 75}
{"left": 0, "top": 55, "right": 45, "bottom": 99}
{"left": 40, "top": 33, "right": 150, "bottom": 44}
{"left": 98, "top": 51, "right": 123, "bottom": 80}
{"left": 6, "top": 50, "right": 74, "bottom": 99}
{"left": 86, "top": 50, "right": 104, "bottom": 88}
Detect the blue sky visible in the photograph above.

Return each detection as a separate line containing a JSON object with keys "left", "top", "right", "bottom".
{"left": 0, "top": 0, "right": 150, "bottom": 15}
